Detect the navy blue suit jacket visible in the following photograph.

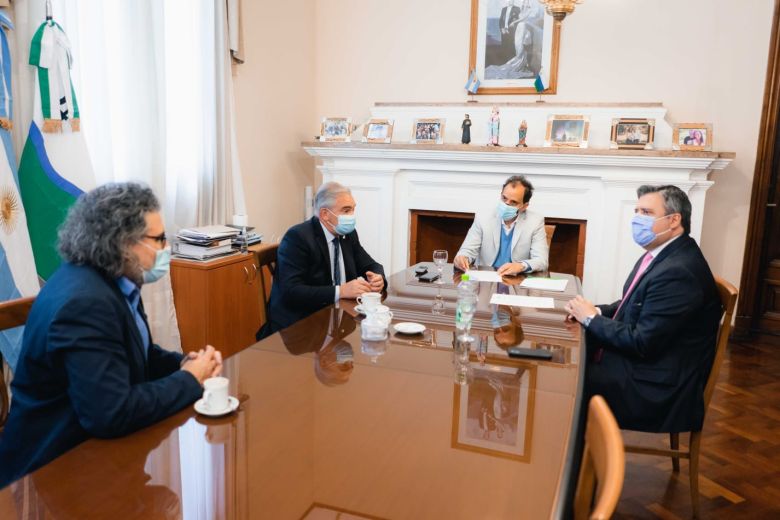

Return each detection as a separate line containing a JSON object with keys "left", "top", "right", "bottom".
{"left": 0, "top": 263, "right": 202, "bottom": 488}
{"left": 585, "top": 235, "right": 722, "bottom": 433}
{"left": 259, "top": 217, "right": 385, "bottom": 337}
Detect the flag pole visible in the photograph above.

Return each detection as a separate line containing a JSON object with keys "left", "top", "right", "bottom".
{"left": 45, "top": 0, "right": 52, "bottom": 21}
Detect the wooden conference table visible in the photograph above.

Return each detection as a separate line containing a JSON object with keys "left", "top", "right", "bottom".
{"left": 0, "top": 264, "right": 585, "bottom": 520}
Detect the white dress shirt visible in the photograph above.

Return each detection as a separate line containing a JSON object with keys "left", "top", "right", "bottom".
{"left": 320, "top": 222, "right": 346, "bottom": 302}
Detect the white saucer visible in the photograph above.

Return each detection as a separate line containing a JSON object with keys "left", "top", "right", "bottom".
{"left": 355, "top": 304, "right": 390, "bottom": 315}
{"left": 194, "top": 395, "right": 239, "bottom": 417}
{"left": 394, "top": 322, "right": 426, "bottom": 335}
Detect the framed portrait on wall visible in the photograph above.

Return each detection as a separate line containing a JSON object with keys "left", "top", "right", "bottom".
{"left": 468, "top": 0, "right": 561, "bottom": 95}
{"left": 451, "top": 360, "right": 537, "bottom": 462}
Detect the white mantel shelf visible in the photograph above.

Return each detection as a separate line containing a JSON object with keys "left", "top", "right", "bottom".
{"left": 303, "top": 141, "right": 733, "bottom": 303}
{"left": 303, "top": 141, "right": 735, "bottom": 170}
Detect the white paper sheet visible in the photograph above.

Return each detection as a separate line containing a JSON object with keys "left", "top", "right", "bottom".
{"left": 519, "top": 277, "right": 569, "bottom": 292}
{"left": 490, "top": 293, "right": 556, "bottom": 309}
{"left": 465, "top": 270, "right": 503, "bottom": 283}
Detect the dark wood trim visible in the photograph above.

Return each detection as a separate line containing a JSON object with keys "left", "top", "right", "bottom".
{"left": 736, "top": 0, "right": 780, "bottom": 337}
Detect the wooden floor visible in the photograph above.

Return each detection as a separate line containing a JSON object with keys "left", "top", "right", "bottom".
{"left": 615, "top": 335, "right": 780, "bottom": 519}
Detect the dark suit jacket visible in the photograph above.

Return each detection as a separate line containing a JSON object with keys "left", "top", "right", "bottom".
{"left": 259, "top": 217, "right": 385, "bottom": 337}
{"left": 0, "top": 263, "right": 202, "bottom": 488}
{"left": 585, "top": 235, "right": 721, "bottom": 433}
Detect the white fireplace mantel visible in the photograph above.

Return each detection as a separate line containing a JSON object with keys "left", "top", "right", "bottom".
{"left": 304, "top": 136, "right": 733, "bottom": 304}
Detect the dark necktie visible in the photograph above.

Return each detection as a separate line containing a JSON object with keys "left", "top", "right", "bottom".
{"left": 332, "top": 237, "right": 341, "bottom": 286}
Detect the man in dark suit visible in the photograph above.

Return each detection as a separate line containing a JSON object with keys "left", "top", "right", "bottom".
{"left": 258, "top": 182, "right": 385, "bottom": 338}
{"left": 565, "top": 185, "right": 721, "bottom": 433}
{"left": 0, "top": 183, "right": 222, "bottom": 488}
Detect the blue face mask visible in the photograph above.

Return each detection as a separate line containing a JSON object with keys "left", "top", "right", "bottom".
{"left": 497, "top": 200, "right": 519, "bottom": 221}
{"left": 631, "top": 214, "right": 671, "bottom": 247}
{"left": 141, "top": 245, "right": 171, "bottom": 284}
{"left": 326, "top": 209, "right": 356, "bottom": 235}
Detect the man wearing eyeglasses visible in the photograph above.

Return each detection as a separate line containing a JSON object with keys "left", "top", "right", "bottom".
{"left": 0, "top": 183, "right": 223, "bottom": 487}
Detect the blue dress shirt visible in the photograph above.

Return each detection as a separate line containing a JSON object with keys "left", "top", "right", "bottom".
{"left": 116, "top": 276, "right": 150, "bottom": 358}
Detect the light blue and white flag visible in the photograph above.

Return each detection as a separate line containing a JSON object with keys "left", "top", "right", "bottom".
{"left": 465, "top": 69, "right": 481, "bottom": 94}
{"left": 0, "top": 9, "right": 39, "bottom": 372}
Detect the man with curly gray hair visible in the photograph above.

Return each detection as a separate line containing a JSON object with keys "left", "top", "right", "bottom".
{"left": 0, "top": 182, "right": 223, "bottom": 487}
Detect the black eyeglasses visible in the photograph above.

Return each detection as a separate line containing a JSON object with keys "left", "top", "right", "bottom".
{"left": 144, "top": 232, "right": 167, "bottom": 247}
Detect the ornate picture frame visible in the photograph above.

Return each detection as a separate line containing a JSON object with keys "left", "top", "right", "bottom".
{"left": 319, "top": 117, "right": 352, "bottom": 142}
{"left": 468, "top": 0, "right": 561, "bottom": 95}
{"left": 362, "top": 118, "right": 394, "bottom": 144}
{"left": 451, "top": 359, "right": 537, "bottom": 462}
{"left": 545, "top": 115, "right": 589, "bottom": 148}
{"left": 411, "top": 118, "right": 446, "bottom": 144}
{"left": 673, "top": 123, "right": 713, "bottom": 152}
{"left": 610, "top": 118, "right": 656, "bottom": 150}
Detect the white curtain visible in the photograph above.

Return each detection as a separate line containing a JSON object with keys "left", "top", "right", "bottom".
{"left": 10, "top": 0, "right": 247, "bottom": 351}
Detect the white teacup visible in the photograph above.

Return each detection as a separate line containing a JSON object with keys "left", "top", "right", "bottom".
{"left": 357, "top": 292, "right": 381, "bottom": 311}
{"left": 203, "top": 376, "right": 230, "bottom": 412}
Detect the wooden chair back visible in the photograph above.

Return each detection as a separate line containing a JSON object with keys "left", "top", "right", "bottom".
{"left": 0, "top": 296, "right": 36, "bottom": 428}
{"left": 544, "top": 224, "right": 557, "bottom": 248}
{"left": 703, "top": 276, "right": 738, "bottom": 413}
{"left": 574, "top": 395, "right": 625, "bottom": 520}
{"left": 253, "top": 243, "right": 278, "bottom": 326}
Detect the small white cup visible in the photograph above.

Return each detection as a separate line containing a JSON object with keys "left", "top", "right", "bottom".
{"left": 203, "top": 376, "right": 230, "bottom": 412}
{"left": 357, "top": 292, "right": 381, "bottom": 311}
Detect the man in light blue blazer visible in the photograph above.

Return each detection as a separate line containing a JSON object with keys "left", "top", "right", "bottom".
{"left": 454, "top": 175, "right": 549, "bottom": 275}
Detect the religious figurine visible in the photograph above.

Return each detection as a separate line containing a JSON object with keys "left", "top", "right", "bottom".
{"left": 516, "top": 119, "right": 528, "bottom": 147}
{"left": 488, "top": 106, "right": 500, "bottom": 146}
{"left": 461, "top": 114, "right": 472, "bottom": 144}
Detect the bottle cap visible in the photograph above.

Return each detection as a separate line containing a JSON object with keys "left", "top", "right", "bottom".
{"left": 461, "top": 274, "right": 470, "bottom": 281}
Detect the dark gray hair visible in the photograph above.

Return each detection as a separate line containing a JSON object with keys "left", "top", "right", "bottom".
{"left": 58, "top": 183, "right": 160, "bottom": 278}
{"left": 502, "top": 175, "right": 534, "bottom": 204}
{"left": 637, "top": 184, "right": 692, "bottom": 235}
{"left": 315, "top": 182, "right": 352, "bottom": 212}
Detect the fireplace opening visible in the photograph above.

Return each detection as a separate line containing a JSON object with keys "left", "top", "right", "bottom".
{"left": 409, "top": 210, "right": 586, "bottom": 279}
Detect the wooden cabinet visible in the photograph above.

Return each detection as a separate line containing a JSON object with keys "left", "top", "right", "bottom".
{"left": 170, "top": 253, "right": 261, "bottom": 357}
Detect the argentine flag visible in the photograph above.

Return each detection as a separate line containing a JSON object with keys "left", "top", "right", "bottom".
{"left": 0, "top": 11, "right": 40, "bottom": 372}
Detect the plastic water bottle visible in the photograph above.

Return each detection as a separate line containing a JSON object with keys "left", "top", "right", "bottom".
{"left": 455, "top": 274, "right": 478, "bottom": 334}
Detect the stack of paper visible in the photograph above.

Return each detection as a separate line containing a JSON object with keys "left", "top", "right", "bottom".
{"left": 175, "top": 225, "right": 241, "bottom": 260}
{"left": 519, "top": 277, "right": 569, "bottom": 292}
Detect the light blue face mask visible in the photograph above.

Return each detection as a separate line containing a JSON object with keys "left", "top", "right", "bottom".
{"left": 326, "top": 209, "right": 356, "bottom": 235}
{"left": 141, "top": 244, "right": 171, "bottom": 284}
{"left": 631, "top": 214, "right": 672, "bottom": 247}
{"left": 497, "top": 200, "right": 519, "bottom": 221}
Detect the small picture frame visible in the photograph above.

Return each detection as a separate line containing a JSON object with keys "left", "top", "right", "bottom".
{"left": 319, "top": 117, "right": 352, "bottom": 142}
{"left": 610, "top": 118, "right": 655, "bottom": 150}
{"left": 362, "top": 118, "right": 394, "bottom": 144}
{"left": 673, "top": 123, "right": 712, "bottom": 151}
{"left": 411, "top": 118, "right": 446, "bottom": 144}
{"left": 545, "top": 115, "right": 589, "bottom": 148}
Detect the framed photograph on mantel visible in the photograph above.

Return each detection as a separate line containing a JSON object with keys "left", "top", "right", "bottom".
{"left": 319, "top": 117, "right": 352, "bottom": 142}
{"left": 611, "top": 118, "right": 655, "bottom": 150}
{"left": 468, "top": 0, "right": 561, "bottom": 95}
{"left": 545, "top": 115, "right": 589, "bottom": 148}
{"left": 362, "top": 118, "right": 394, "bottom": 144}
{"left": 673, "top": 123, "right": 712, "bottom": 151}
{"left": 411, "top": 118, "right": 445, "bottom": 144}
